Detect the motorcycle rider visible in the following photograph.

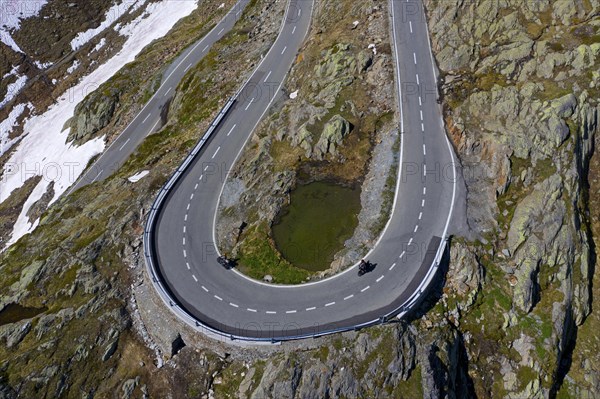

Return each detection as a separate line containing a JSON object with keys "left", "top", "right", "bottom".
{"left": 359, "top": 259, "right": 368, "bottom": 275}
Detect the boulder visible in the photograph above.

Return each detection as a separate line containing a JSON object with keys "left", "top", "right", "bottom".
{"left": 68, "top": 88, "right": 120, "bottom": 143}
{"left": 314, "top": 115, "right": 351, "bottom": 159}
{"left": 0, "top": 321, "right": 31, "bottom": 348}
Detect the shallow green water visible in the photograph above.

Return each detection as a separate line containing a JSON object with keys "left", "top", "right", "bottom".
{"left": 272, "top": 181, "right": 361, "bottom": 271}
{"left": 0, "top": 303, "right": 47, "bottom": 327}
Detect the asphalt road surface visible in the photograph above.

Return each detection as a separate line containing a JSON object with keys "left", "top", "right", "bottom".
{"left": 69, "top": 0, "right": 252, "bottom": 193}
{"left": 146, "top": 0, "right": 458, "bottom": 340}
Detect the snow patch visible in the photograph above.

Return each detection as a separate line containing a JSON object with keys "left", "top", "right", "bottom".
{"left": 91, "top": 37, "right": 107, "bottom": 53}
{"left": 66, "top": 60, "right": 80, "bottom": 74}
{"left": 128, "top": 170, "right": 149, "bottom": 182}
{"left": 70, "top": 0, "right": 144, "bottom": 51}
{"left": 0, "top": 0, "right": 48, "bottom": 52}
{"left": 2, "top": 0, "right": 200, "bottom": 247}
{"left": 0, "top": 73, "right": 27, "bottom": 108}
{"left": 33, "top": 60, "right": 53, "bottom": 69}
{"left": 7, "top": 182, "right": 44, "bottom": 248}
{"left": 289, "top": 90, "right": 298, "bottom": 99}
{"left": 0, "top": 102, "right": 31, "bottom": 156}
{"left": 368, "top": 43, "right": 377, "bottom": 55}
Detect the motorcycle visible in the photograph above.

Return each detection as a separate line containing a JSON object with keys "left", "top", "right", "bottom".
{"left": 217, "top": 255, "right": 233, "bottom": 270}
{"left": 358, "top": 260, "right": 370, "bottom": 276}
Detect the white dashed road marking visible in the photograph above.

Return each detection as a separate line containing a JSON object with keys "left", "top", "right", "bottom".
{"left": 245, "top": 98, "right": 254, "bottom": 110}
{"left": 344, "top": 294, "right": 354, "bottom": 300}
{"left": 142, "top": 114, "right": 151, "bottom": 123}
{"left": 247, "top": 308, "right": 257, "bottom": 312}
{"left": 202, "top": 286, "right": 209, "bottom": 292}
{"left": 227, "top": 124, "right": 236, "bottom": 136}
{"left": 193, "top": 275, "right": 198, "bottom": 282}
{"left": 118, "top": 138, "right": 130, "bottom": 152}
{"left": 286, "top": 310, "right": 297, "bottom": 314}
{"left": 389, "top": 262, "right": 396, "bottom": 270}
{"left": 214, "top": 295, "right": 223, "bottom": 301}
{"left": 229, "top": 302, "right": 239, "bottom": 308}
{"left": 361, "top": 286, "right": 370, "bottom": 292}
{"left": 266, "top": 311, "right": 277, "bottom": 314}
{"left": 306, "top": 307, "right": 316, "bottom": 311}
{"left": 376, "top": 275, "right": 384, "bottom": 283}
{"left": 264, "top": 70, "right": 272, "bottom": 82}
{"left": 325, "top": 302, "right": 335, "bottom": 307}
{"left": 409, "top": 20, "right": 413, "bottom": 33}
{"left": 212, "top": 146, "right": 220, "bottom": 159}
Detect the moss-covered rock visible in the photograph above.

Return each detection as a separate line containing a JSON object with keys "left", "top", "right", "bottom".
{"left": 314, "top": 114, "right": 351, "bottom": 159}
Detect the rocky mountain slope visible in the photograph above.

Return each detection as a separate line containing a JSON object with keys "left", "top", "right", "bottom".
{"left": 1, "top": 0, "right": 599, "bottom": 398}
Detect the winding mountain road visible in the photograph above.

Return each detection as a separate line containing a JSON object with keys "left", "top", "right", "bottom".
{"left": 143, "top": 0, "right": 458, "bottom": 341}
{"left": 69, "top": 0, "right": 251, "bottom": 192}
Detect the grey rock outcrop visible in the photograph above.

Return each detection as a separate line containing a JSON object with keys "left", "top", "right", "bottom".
{"left": 0, "top": 320, "right": 31, "bottom": 348}
{"left": 68, "top": 88, "right": 121, "bottom": 143}
{"left": 314, "top": 115, "right": 351, "bottom": 159}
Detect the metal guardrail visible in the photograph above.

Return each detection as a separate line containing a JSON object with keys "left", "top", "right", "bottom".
{"left": 142, "top": 0, "right": 451, "bottom": 344}
{"left": 143, "top": 115, "right": 448, "bottom": 342}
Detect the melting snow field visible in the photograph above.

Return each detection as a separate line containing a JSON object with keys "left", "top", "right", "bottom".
{"left": 0, "top": 0, "right": 48, "bottom": 53}
{"left": 0, "top": 102, "right": 31, "bottom": 156}
{"left": 70, "top": 0, "right": 145, "bottom": 51}
{"left": 0, "top": 70, "right": 28, "bottom": 108}
{"left": 1, "top": 0, "right": 200, "bottom": 248}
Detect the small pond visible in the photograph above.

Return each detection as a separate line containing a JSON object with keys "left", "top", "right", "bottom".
{"left": 272, "top": 181, "right": 361, "bottom": 271}
{"left": 0, "top": 303, "right": 47, "bottom": 327}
